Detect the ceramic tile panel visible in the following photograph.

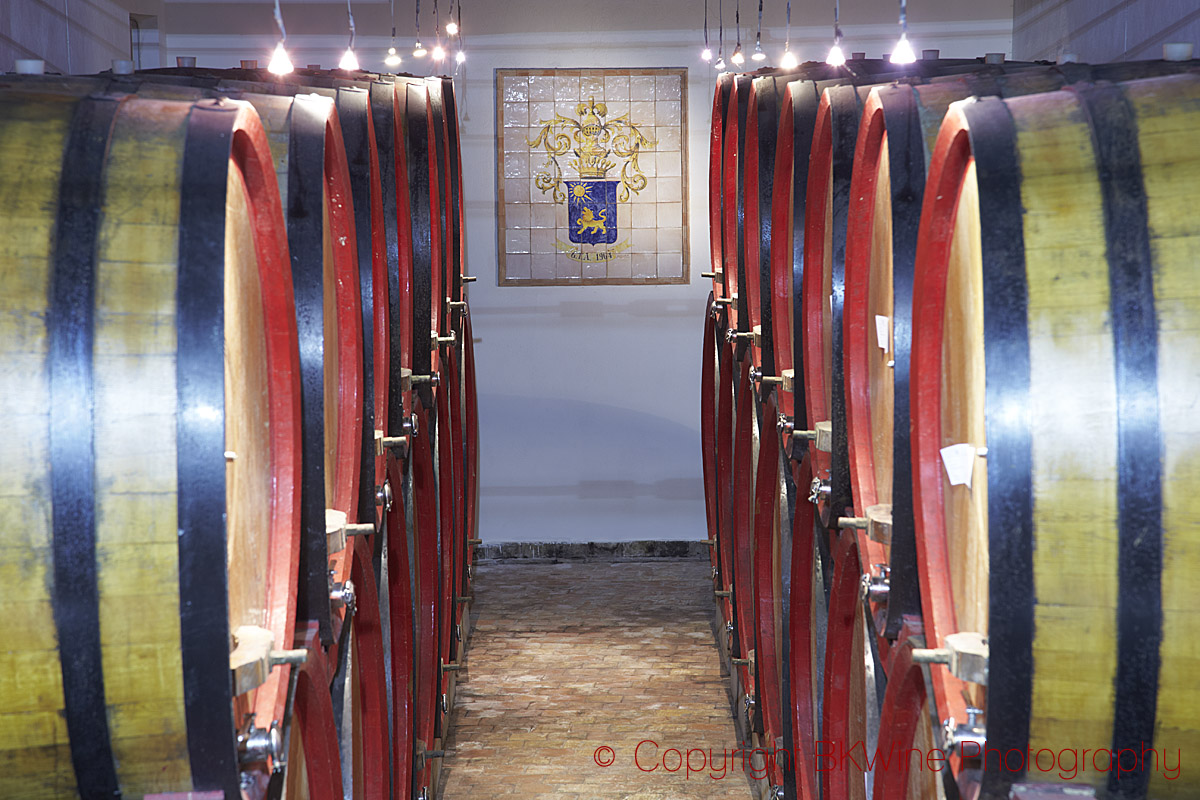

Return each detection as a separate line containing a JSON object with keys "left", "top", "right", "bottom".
{"left": 496, "top": 68, "right": 689, "bottom": 285}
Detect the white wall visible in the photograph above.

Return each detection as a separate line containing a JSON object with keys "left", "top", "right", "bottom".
{"left": 164, "top": 17, "right": 1012, "bottom": 544}
{"left": 159, "top": 6, "right": 1013, "bottom": 545}
{"left": 3, "top": 0, "right": 131, "bottom": 73}
{"left": 1013, "top": 0, "right": 1200, "bottom": 62}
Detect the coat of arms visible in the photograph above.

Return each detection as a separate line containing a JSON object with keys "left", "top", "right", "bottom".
{"left": 528, "top": 98, "right": 655, "bottom": 261}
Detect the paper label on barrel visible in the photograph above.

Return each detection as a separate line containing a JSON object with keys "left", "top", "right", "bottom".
{"left": 875, "top": 315, "right": 890, "bottom": 352}
{"left": 940, "top": 443, "right": 977, "bottom": 489}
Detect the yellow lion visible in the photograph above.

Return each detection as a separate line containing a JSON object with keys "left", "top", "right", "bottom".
{"left": 577, "top": 207, "right": 607, "bottom": 236}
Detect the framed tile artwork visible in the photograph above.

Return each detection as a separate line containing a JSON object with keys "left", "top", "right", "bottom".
{"left": 495, "top": 68, "right": 690, "bottom": 285}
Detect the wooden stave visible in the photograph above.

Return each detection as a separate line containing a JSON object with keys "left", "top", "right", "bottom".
{"left": 0, "top": 68, "right": 470, "bottom": 800}
{"left": 910, "top": 72, "right": 1200, "bottom": 799}
{"left": 0, "top": 91, "right": 303, "bottom": 797}
{"left": 843, "top": 62, "right": 1200, "bottom": 652}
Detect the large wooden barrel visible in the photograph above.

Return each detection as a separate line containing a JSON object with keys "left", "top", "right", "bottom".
{"left": 908, "top": 71, "right": 1200, "bottom": 799}
{"left": 335, "top": 85, "right": 391, "bottom": 531}
{"left": 836, "top": 78, "right": 1086, "bottom": 750}
{"left": 395, "top": 75, "right": 448, "bottom": 800}
{"left": 242, "top": 90, "right": 365, "bottom": 651}
{"left": 0, "top": 92, "right": 301, "bottom": 797}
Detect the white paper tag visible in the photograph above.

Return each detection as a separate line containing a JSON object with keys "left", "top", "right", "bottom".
{"left": 875, "top": 315, "right": 890, "bottom": 352}
{"left": 940, "top": 443, "right": 977, "bottom": 489}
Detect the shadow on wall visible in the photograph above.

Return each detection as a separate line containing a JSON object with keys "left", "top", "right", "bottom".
{"left": 476, "top": 392, "right": 706, "bottom": 542}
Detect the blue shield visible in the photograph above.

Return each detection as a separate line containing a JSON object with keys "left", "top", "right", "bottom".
{"left": 566, "top": 180, "right": 618, "bottom": 245}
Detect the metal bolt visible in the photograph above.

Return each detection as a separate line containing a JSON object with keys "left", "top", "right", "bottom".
{"left": 808, "top": 477, "right": 831, "bottom": 505}
{"left": 237, "top": 721, "right": 282, "bottom": 766}
{"left": 412, "top": 373, "right": 440, "bottom": 387}
{"left": 376, "top": 481, "right": 394, "bottom": 511}
{"left": 461, "top": 275, "right": 477, "bottom": 283}
{"left": 330, "top": 581, "right": 356, "bottom": 616}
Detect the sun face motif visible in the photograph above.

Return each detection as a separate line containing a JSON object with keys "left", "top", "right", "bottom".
{"left": 571, "top": 183, "right": 593, "bottom": 201}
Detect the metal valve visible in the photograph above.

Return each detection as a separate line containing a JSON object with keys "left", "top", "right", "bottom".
{"left": 913, "top": 632, "right": 989, "bottom": 685}
{"left": 376, "top": 481, "right": 394, "bottom": 511}
{"left": 791, "top": 420, "right": 832, "bottom": 451}
{"left": 380, "top": 435, "right": 410, "bottom": 457}
{"left": 330, "top": 580, "right": 356, "bottom": 616}
{"left": 839, "top": 503, "right": 893, "bottom": 542}
{"left": 943, "top": 706, "right": 986, "bottom": 757}
{"left": 238, "top": 720, "right": 283, "bottom": 766}
{"left": 230, "top": 626, "right": 308, "bottom": 695}
{"left": 861, "top": 567, "right": 890, "bottom": 604}
{"left": 726, "top": 329, "right": 754, "bottom": 344}
{"left": 749, "top": 367, "right": 783, "bottom": 386}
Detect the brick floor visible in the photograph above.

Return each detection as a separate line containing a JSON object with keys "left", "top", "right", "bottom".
{"left": 438, "top": 560, "right": 755, "bottom": 800}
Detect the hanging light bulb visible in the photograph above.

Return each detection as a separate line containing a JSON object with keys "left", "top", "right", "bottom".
{"left": 336, "top": 0, "right": 359, "bottom": 70}
{"left": 384, "top": 0, "right": 402, "bottom": 67}
{"left": 825, "top": 0, "right": 845, "bottom": 66}
{"left": 413, "top": 0, "right": 427, "bottom": 56}
{"left": 751, "top": 0, "right": 766, "bottom": 61}
{"left": 455, "top": 49, "right": 465, "bottom": 63}
{"left": 730, "top": 0, "right": 744, "bottom": 65}
{"left": 268, "top": 41, "right": 293, "bottom": 74}
{"left": 701, "top": 0, "right": 712, "bottom": 61}
{"left": 890, "top": 33, "right": 916, "bottom": 63}
{"left": 714, "top": 0, "right": 726, "bottom": 69}
{"left": 267, "top": 0, "right": 292, "bottom": 75}
{"left": 430, "top": 0, "right": 447, "bottom": 61}
{"left": 779, "top": 0, "right": 796, "bottom": 68}
{"left": 890, "top": 0, "right": 917, "bottom": 64}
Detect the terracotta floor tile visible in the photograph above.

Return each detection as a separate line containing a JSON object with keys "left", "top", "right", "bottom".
{"left": 438, "top": 561, "right": 753, "bottom": 799}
